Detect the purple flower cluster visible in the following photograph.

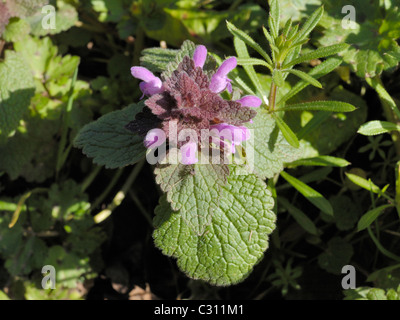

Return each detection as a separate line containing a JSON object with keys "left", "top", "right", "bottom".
{"left": 128, "top": 45, "right": 262, "bottom": 164}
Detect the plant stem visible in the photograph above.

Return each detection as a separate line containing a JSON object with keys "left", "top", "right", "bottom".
{"left": 93, "top": 159, "right": 145, "bottom": 223}
{"left": 366, "top": 76, "right": 400, "bottom": 156}
{"left": 56, "top": 66, "right": 79, "bottom": 180}
{"left": 91, "top": 168, "right": 124, "bottom": 211}
{"left": 268, "top": 82, "right": 277, "bottom": 112}
{"left": 129, "top": 190, "right": 153, "bottom": 226}
{"left": 81, "top": 165, "right": 102, "bottom": 193}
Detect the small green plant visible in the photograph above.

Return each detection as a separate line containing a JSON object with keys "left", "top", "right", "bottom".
{"left": 75, "top": 0, "right": 356, "bottom": 285}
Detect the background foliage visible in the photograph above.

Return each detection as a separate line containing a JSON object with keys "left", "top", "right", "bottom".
{"left": 0, "top": 0, "right": 399, "bottom": 300}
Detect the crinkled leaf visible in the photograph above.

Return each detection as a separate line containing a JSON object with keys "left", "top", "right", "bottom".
{"left": 318, "top": 237, "right": 354, "bottom": 275}
{"left": 0, "top": 51, "right": 35, "bottom": 141}
{"left": 0, "top": 117, "right": 59, "bottom": 182}
{"left": 74, "top": 103, "right": 146, "bottom": 169}
{"left": 5, "top": 236, "right": 48, "bottom": 276}
{"left": 321, "top": 195, "right": 360, "bottom": 231}
{"left": 317, "top": 2, "right": 400, "bottom": 78}
{"left": 153, "top": 167, "right": 276, "bottom": 285}
{"left": 27, "top": 3, "right": 78, "bottom": 36}
{"left": 44, "top": 246, "right": 91, "bottom": 288}
{"left": 155, "top": 163, "right": 229, "bottom": 235}
{"left": 245, "top": 111, "right": 303, "bottom": 179}
{"left": 2, "top": 17, "right": 30, "bottom": 42}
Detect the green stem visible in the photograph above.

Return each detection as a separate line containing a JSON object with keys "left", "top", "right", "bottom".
{"left": 81, "top": 165, "right": 102, "bottom": 193}
{"left": 91, "top": 168, "right": 124, "bottom": 211}
{"left": 367, "top": 226, "right": 400, "bottom": 262}
{"left": 268, "top": 82, "right": 277, "bottom": 112}
{"left": 9, "top": 188, "right": 48, "bottom": 228}
{"left": 94, "top": 159, "right": 145, "bottom": 223}
{"left": 133, "top": 26, "right": 145, "bottom": 66}
{"left": 129, "top": 190, "right": 153, "bottom": 226}
{"left": 56, "top": 66, "right": 79, "bottom": 179}
{"left": 366, "top": 76, "right": 400, "bottom": 156}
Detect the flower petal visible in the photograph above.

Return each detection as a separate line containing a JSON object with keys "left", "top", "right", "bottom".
{"left": 180, "top": 141, "right": 198, "bottom": 165}
{"left": 236, "top": 95, "right": 262, "bottom": 108}
{"left": 215, "top": 57, "right": 237, "bottom": 77}
{"left": 131, "top": 66, "right": 157, "bottom": 82}
{"left": 144, "top": 128, "right": 166, "bottom": 148}
{"left": 193, "top": 45, "right": 207, "bottom": 69}
{"left": 209, "top": 75, "right": 227, "bottom": 93}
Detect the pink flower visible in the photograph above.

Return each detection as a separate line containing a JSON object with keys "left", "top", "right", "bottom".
{"left": 193, "top": 45, "right": 207, "bottom": 69}
{"left": 236, "top": 95, "right": 262, "bottom": 108}
{"left": 180, "top": 141, "right": 198, "bottom": 165}
{"left": 236, "top": 95, "right": 261, "bottom": 124}
{"left": 210, "top": 123, "right": 250, "bottom": 153}
{"left": 209, "top": 57, "right": 237, "bottom": 93}
{"left": 131, "top": 66, "right": 164, "bottom": 99}
{"left": 144, "top": 129, "right": 166, "bottom": 149}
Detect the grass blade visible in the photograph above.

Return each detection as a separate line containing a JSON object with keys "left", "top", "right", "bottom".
{"left": 227, "top": 20, "right": 273, "bottom": 66}
{"left": 273, "top": 113, "right": 299, "bottom": 148}
{"left": 280, "top": 171, "right": 333, "bottom": 216}
{"left": 357, "top": 204, "right": 393, "bottom": 232}
{"left": 277, "top": 57, "right": 343, "bottom": 106}
{"left": 279, "top": 197, "right": 319, "bottom": 235}
{"left": 283, "top": 43, "right": 349, "bottom": 69}
{"left": 287, "top": 156, "right": 351, "bottom": 168}
{"left": 277, "top": 100, "right": 356, "bottom": 112}
{"left": 285, "top": 69, "right": 322, "bottom": 88}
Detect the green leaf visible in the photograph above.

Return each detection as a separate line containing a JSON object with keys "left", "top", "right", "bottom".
{"left": 365, "top": 76, "right": 400, "bottom": 120}
{"left": 277, "top": 100, "right": 356, "bottom": 112}
{"left": 288, "top": 156, "right": 351, "bottom": 167}
{"left": 140, "top": 47, "right": 179, "bottom": 74}
{"left": 268, "top": 0, "right": 280, "bottom": 38}
{"left": 277, "top": 57, "right": 343, "bottom": 106}
{"left": 317, "top": 3, "right": 400, "bottom": 78}
{"left": 279, "top": 198, "right": 318, "bottom": 235}
{"left": 284, "top": 69, "right": 322, "bottom": 88}
{"left": 236, "top": 57, "right": 273, "bottom": 72}
{"left": 284, "top": 86, "right": 368, "bottom": 157}
{"left": 273, "top": 114, "right": 300, "bottom": 148}
{"left": 283, "top": 43, "right": 349, "bottom": 69}
{"left": 2, "top": 17, "right": 30, "bottom": 42}
{"left": 161, "top": 40, "right": 197, "bottom": 78}
{"left": 296, "top": 6, "right": 324, "bottom": 41}
{"left": 357, "top": 204, "right": 393, "bottom": 232}
{"left": 345, "top": 173, "right": 381, "bottom": 194}
{"left": 233, "top": 37, "right": 267, "bottom": 102}
{"left": 74, "top": 103, "right": 146, "bottom": 169}
{"left": 27, "top": 3, "right": 78, "bottom": 36}
{"left": 358, "top": 120, "right": 400, "bottom": 136}
{"left": 227, "top": 20, "right": 273, "bottom": 66}
{"left": 325, "top": 195, "right": 360, "bottom": 231}
{"left": 0, "top": 50, "right": 35, "bottom": 141}
{"left": 245, "top": 112, "right": 303, "bottom": 179}
{"left": 153, "top": 167, "right": 276, "bottom": 285}
{"left": 280, "top": 171, "right": 333, "bottom": 215}
{"left": 5, "top": 236, "right": 48, "bottom": 276}
{"left": 44, "top": 246, "right": 91, "bottom": 288}
{"left": 154, "top": 163, "right": 229, "bottom": 235}
{"left": 318, "top": 237, "right": 353, "bottom": 275}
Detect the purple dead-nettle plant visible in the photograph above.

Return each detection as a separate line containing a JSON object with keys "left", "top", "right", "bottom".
{"left": 126, "top": 45, "right": 261, "bottom": 165}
